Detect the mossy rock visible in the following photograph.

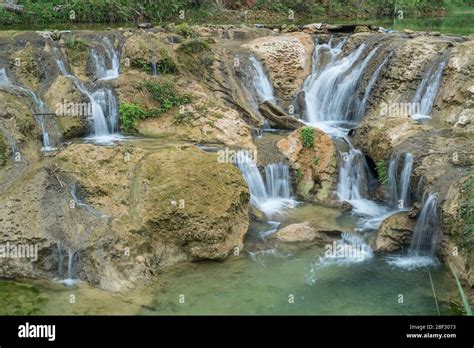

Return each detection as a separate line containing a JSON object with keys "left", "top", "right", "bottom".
{"left": 0, "top": 132, "right": 8, "bottom": 167}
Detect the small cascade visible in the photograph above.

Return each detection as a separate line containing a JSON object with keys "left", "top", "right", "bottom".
{"left": 92, "top": 37, "right": 120, "bottom": 80}
{"left": 355, "top": 55, "right": 389, "bottom": 121}
{"left": 249, "top": 55, "right": 275, "bottom": 103}
{"left": 56, "top": 244, "right": 79, "bottom": 286}
{"left": 303, "top": 40, "right": 378, "bottom": 123}
{"left": 236, "top": 151, "right": 295, "bottom": 217}
{"left": 386, "top": 193, "right": 440, "bottom": 270}
{"left": 387, "top": 153, "right": 413, "bottom": 210}
{"left": 306, "top": 232, "right": 373, "bottom": 284}
{"left": 411, "top": 51, "right": 450, "bottom": 120}
{"left": 70, "top": 182, "right": 108, "bottom": 219}
{"left": 92, "top": 88, "right": 119, "bottom": 133}
{"left": 0, "top": 68, "right": 58, "bottom": 151}
{"left": 409, "top": 193, "right": 439, "bottom": 257}
{"left": 53, "top": 47, "right": 119, "bottom": 143}
{"left": 151, "top": 50, "right": 158, "bottom": 76}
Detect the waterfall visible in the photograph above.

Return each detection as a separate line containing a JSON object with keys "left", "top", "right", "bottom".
{"left": 336, "top": 145, "right": 393, "bottom": 231}
{"left": 386, "top": 193, "right": 440, "bottom": 269}
{"left": 236, "top": 151, "right": 294, "bottom": 217}
{"left": 303, "top": 40, "right": 378, "bottom": 123}
{"left": 409, "top": 193, "right": 439, "bottom": 257}
{"left": 306, "top": 232, "right": 373, "bottom": 284}
{"left": 249, "top": 55, "right": 275, "bottom": 103}
{"left": 355, "top": 55, "right": 389, "bottom": 121}
{"left": 0, "top": 68, "right": 57, "bottom": 151}
{"left": 151, "top": 50, "right": 158, "bottom": 76}
{"left": 92, "top": 37, "right": 120, "bottom": 80}
{"left": 53, "top": 47, "right": 119, "bottom": 143}
{"left": 411, "top": 51, "right": 450, "bottom": 120}
{"left": 387, "top": 153, "right": 413, "bottom": 210}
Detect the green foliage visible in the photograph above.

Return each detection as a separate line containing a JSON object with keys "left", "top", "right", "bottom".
{"left": 177, "top": 38, "right": 210, "bottom": 55}
{"left": 376, "top": 160, "right": 389, "bottom": 186}
{"left": 460, "top": 170, "right": 474, "bottom": 248}
{"left": 295, "top": 168, "right": 303, "bottom": 182}
{"left": 174, "top": 111, "right": 195, "bottom": 125}
{"left": 64, "top": 38, "right": 88, "bottom": 50}
{"left": 132, "top": 58, "right": 151, "bottom": 73}
{"left": 300, "top": 127, "right": 314, "bottom": 148}
{"left": 119, "top": 102, "right": 146, "bottom": 131}
{"left": 175, "top": 23, "right": 196, "bottom": 38}
{"left": 156, "top": 55, "right": 178, "bottom": 74}
{"left": 140, "top": 80, "right": 192, "bottom": 114}
{"left": 312, "top": 156, "right": 320, "bottom": 166}
{"left": 0, "top": 133, "right": 7, "bottom": 167}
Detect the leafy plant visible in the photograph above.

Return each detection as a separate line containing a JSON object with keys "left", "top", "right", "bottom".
{"left": 132, "top": 58, "right": 151, "bottom": 73}
{"left": 175, "top": 23, "right": 196, "bottom": 38}
{"left": 156, "top": 56, "right": 178, "bottom": 74}
{"left": 376, "top": 160, "right": 389, "bottom": 186}
{"left": 301, "top": 127, "right": 314, "bottom": 148}
{"left": 140, "top": 80, "right": 192, "bottom": 114}
{"left": 119, "top": 102, "right": 146, "bottom": 131}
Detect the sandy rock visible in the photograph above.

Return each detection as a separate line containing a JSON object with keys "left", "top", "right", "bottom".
{"left": 277, "top": 127, "right": 338, "bottom": 204}
{"left": 242, "top": 32, "right": 314, "bottom": 106}
{"left": 374, "top": 212, "right": 414, "bottom": 252}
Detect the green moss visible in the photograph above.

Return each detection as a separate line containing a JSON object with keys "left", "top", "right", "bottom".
{"left": 177, "top": 38, "right": 210, "bottom": 55}
{"left": 460, "top": 169, "right": 474, "bottom": 249}
{"left": 295, "top": 168, "right": 303, "bottom": 182}
{"left": 0, "top": 133, "right": 7, "bottom": 167}
{"left": 175, "top": 23, "right": 196, "bottom": 38}
{"left": 301, "top": 127, "right": 314, "bottom": 148}
{"left": 64, "top": 38, "right": 88, "bottom": 50}
{"left": 376, "top": 160, "right": 389, "bottom": 186}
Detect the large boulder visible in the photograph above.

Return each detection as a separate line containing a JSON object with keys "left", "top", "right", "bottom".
{"left": 277, "top": 127, "right": 338, "bottom": 204}
{"left": 43, "top": 75, "right": 89, "bottom": 138}
{"left": 242, "top": 32, "right": 314, "bottom": 107}
{"left": 373, "top": 212, "right": 415, "bottom": 252}
{"left": 0, "top": 143, "right": 250, "bottom": 292}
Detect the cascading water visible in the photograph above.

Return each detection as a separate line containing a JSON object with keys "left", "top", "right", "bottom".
{"left": 53, "top": 47, "right": 120, "bottom": 143}
{"left": 91, "top": 37, "right": 120, "bottom": 80}
{"left": 355, "top": 55, "right": 389, "bottom": 121}
{"left": 306, "top": 232, "right": 374, "bottom": 284}
{"left": 387, "top": 153, "right": 413, "bottom": 210}
{"left": 411, "top": 51, "right": 450, "bottom": 120}
{"left": 387, "top": 193, "right": 440, "bottom": 269}
{"left": 0, "top": 68, "right": 58, "bottom": 151}
{"left": 303, "top": 41, "right": 378, "bottom": 123}
{"left": 249, "top": 55, "right": 275, "bottom": 104}
{"left": 302, "top": 38, "right": 395, "bottom": 232}
{"left": 409, "top": 193, "right": 440, "bottom": 257}
{"left": 236, "top": 151, "right": 295, "bottom": 218}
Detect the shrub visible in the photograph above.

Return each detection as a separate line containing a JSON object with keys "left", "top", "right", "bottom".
{"left": 177, "top": 39, "right": 210, "bottom": 54}
{"left": 301, "top": 127, "right": 314, "bottom": 148}
{"left": 175, "top": 23, "right": 196, "bottom": 38}
{"left": 119, "top": 102, "right": 146, "bottom": 131}
{"left": 140, "top": 80, "right": 192, "bottom": 114}
{"left": 156, "top": 56, "right": 179, "bottom": 74}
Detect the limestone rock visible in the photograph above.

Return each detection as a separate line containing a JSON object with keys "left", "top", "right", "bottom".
{"left": 374, "top": 212, "right": 414, "bottom": 252}
{"left": 242, "top": 32, "right": 314, "bottom": 107}
{"left": 277, "top": 127, "right": 338, "bottom": 204}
